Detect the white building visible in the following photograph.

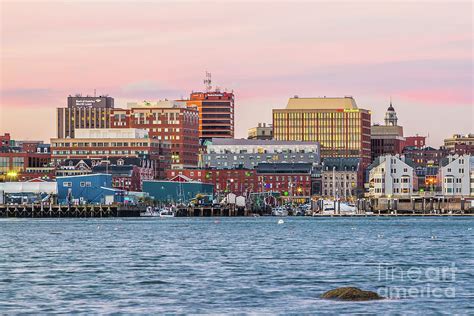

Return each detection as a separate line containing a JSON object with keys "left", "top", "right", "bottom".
{"left": 203, "top": 138, "right": 320, "bottom": 169}
{"left": 441, "top": 155, "right": 473, "bottom": 196}
{"left": 369, "top": 154, "right": 414, "bottom": 198}
{"left": 74, "top": 128, "right": 149, "bottom": 139}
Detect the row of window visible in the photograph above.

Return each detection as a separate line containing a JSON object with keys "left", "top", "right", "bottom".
{"left": 53, "top": 142, "right": 153, "bottom": 147}
{"left": 53, "top": 150, "right": 149, "bottom": 155}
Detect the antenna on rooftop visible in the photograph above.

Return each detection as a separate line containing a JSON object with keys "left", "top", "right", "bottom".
{"left": 204, "top": 71, "right": 212, "bottom": 92}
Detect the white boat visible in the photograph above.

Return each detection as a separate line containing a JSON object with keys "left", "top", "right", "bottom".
{"left": 321, "top": 200, "right": 357, "bottom": 215}
{"left": 272, "top": 206, "right": 288, "bottom": 217}
{"left": 141, "top": 206, "right": 159, "bottom": 217}
{"left": 159, "top": 208, "right": 175, "bottom": 218}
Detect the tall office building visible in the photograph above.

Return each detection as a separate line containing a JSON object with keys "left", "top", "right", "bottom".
{"left": 57, "top": 95, "right": 115, "bottom": 138}
{"left": 273, "top": 96, "right": 371, "bottom": 166}
{"left": 183, "top": 91, "right": 234, "bottom": 142}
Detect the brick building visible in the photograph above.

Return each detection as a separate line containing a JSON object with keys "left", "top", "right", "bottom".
{"left": 402, "top": 146, "right": 445, "bottom": 167}
{"left": 0, "top": 133, "right": 11, "bottom": 148}
{"left": 371, "top": 102, "right": 405, "bottom": 161}
{"left": 166, "top": 163, "right": 314, "bottom": 197}
{"left": 111, "top": 100, "right": 199, "bottom": 168}
{"left": 0, "top": 149, "right": 52, "bottom": 181}
{"left": 166, "top": 168, "right": 258, "bottom": 196}
{"left": 50, "top": 128, "right": 170, "bottom": 179}
{"left": 404, "top": 135, "right": 426, "bottom": 149}
{"left": 182, "top": 91, "right": 235, "bottom": 142}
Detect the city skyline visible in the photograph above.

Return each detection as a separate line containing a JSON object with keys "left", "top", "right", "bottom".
{"left": 1, "top": 1, "right": 473, "bottom": 146}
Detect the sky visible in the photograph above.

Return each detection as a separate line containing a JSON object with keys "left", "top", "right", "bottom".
{"left": 0, "top": 1, "right": 472, "bottom": 146}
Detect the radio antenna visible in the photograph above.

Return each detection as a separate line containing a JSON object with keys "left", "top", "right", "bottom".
{"left": 203, "top": 71, "right": 212, "bottom": 92}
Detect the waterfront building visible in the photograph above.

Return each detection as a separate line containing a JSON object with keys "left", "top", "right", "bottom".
{"left": 368, "top": 154, "right": 415, "bottom": 198}
{"left": 440, "top": 155, "right": 474, "bottom": 196}
{"left": 0, "top": 180, "right": 57, "bottom": 204}
{"left": 404, "top": 135, "right": 426, "bottom": 149}
{"left": 182, "top": 91, "right": 235, "bottom": 142}
{"left": 166, "top": 162, "right": 315, "bottom": 198}
{"left": 371, "top": 101, "right": 405, "bottom": 161}
{"left": 56, "top": 173, "right": 124, "bottom": 205}
{"left": 0, "top": 141, "right": 52, "bottom": 182}
{"left": 142, "top": 179, "right": 214, "bottom": 203}
{"left": 55, "top": 157, "right": 154, "bottom": 191}
{"left": 57, "top": 95, "right": 115, "bottom": 138}
{"left": 111, "top": 100, "right": 200, "bottom": 169}
{"left": 256, "top": 163, "right": 314, "bottom": 199}
{"left": 50, "top": 128, "right": 170, "bottom": 179}
{"left": 320, "top": 158, "right": 361, "bottom": 198}
{"left": 166, "top": 168, "right": 258, "bottom": 196}
{"left": 272, "top": 96, "right": 371, "bottom": 167}
{"left": 248, "top": 123, "right": 273, "bottom": 140}
{"left": 202, "top": 138, "right": 320, "bottom": 169}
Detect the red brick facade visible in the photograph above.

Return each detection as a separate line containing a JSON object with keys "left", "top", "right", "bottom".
{"left": 183, "top": 91, "right": 235, "bottom": 140}
{"left": 404, "top": 135, "right": 426, "bottom": 149}
{"left": 0, "top": 133, "right": 11, "bottom": 148}
{"left": 166, "top": 169, "right": 312, "bottom": 197}
{"left": 0, "top": 151, "right": 52, "bottom": 181}
{"left": 111, "top": 107, "right": 199, "bottom": 168}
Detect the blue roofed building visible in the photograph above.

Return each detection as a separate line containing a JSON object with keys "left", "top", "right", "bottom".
{"left": 56, "top": 173, "right": 125, "bottom": 205}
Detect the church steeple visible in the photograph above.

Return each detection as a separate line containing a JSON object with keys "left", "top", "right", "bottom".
{"left": 384, "top": 98, "right": 398, "bottom": 126}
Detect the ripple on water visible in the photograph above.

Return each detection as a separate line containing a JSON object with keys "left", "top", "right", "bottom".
{"left": 0, "top": 217, "right": 473, "bottom": 314}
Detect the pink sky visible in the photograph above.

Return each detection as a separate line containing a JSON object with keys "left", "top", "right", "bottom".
{"left": 1, "top": 1, "right": 472, "bottom": 146}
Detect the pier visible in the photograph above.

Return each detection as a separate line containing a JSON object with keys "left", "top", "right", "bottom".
{"left": 175, "top": 206, "right": 247, "bottom": 217}
{"left": 0, "top": 204, "right": 141, "bottom": 218}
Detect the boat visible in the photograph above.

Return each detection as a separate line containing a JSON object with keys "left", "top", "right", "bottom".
{"left": 321, "top": 200, "right": 357, "bottom": 215}
{"left": 141, "top": 206, "right": 159, "bottom": 217}
{"left": 272, "top": 206, "right": 288, "bottom": 217}
{"left": 159, "top": 207, "right": 175, "bottom": 218}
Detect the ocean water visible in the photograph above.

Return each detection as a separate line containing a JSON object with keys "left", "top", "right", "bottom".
{"left": 0, "top": 217, "right": 473, "bottom": 314}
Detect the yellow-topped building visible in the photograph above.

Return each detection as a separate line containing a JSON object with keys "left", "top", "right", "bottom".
{"left": 273, "top": 96, "right": 371, "bottom": 166}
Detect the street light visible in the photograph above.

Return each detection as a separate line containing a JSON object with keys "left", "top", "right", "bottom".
{"left": 7, "top": 171, "right": 18, "bottom": 182}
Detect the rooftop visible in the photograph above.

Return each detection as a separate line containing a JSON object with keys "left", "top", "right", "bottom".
{"left": 321, "top": 157, "right": 361, "bottom": 171}
{"left": 126, "top": 100, "right": 187, "bottom": 109}
{"left": 257, "top": 163, "right": 313, "bottom": 174}
{"left": 285, "top": 96, "right": 358, "bottom": 110}
{"left": 210, "top": 138, "right": 318, "bottom": 146}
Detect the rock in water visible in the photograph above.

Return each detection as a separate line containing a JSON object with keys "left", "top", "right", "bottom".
{"left": 321, "top": 287, "right": 383, "bottom": 301}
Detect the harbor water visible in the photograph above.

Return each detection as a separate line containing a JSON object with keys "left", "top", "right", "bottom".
{"left": 0, "top": 217, "right": 473, "bottom": 314}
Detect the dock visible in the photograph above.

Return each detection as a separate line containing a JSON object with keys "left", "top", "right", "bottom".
{"left": 0, "top": 204, "right": 141, "bottom": 218}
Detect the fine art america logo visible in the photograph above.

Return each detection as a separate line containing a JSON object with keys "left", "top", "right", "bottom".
{"left": 377, "top": 263, "right": 457, "bottom": 299}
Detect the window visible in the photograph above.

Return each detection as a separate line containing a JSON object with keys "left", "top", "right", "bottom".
{"left": 80, "top": 182, "right": 86, "bottom": 187}
{"left": 63, "top": 182, "right": 72, "bottom": 187}
{"left": 86, "top": 182, "right": 92, "bottom": 187}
